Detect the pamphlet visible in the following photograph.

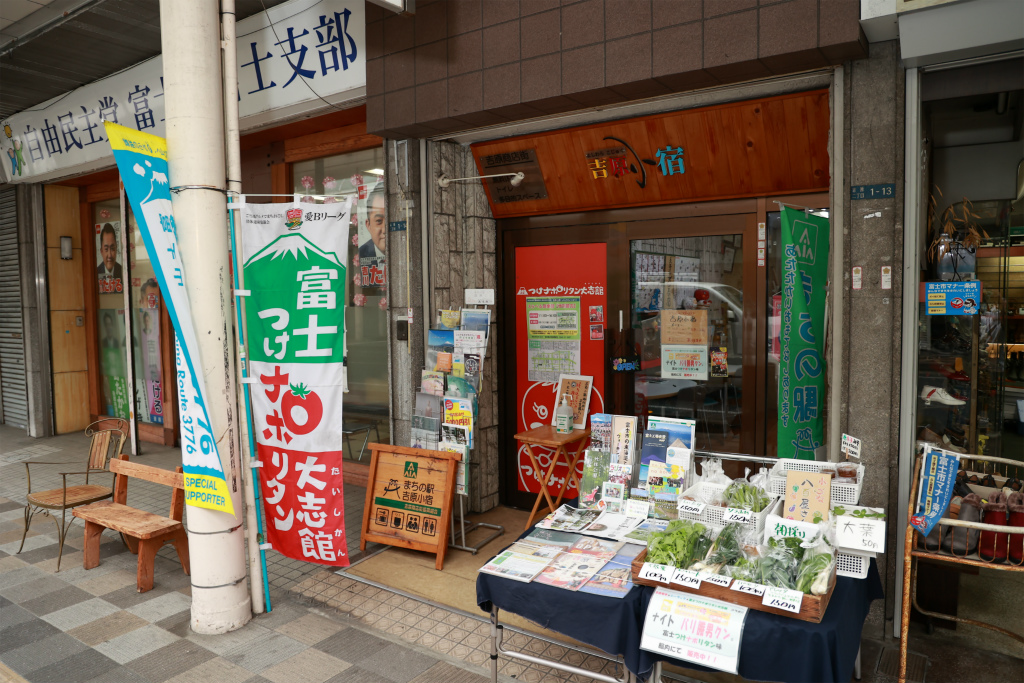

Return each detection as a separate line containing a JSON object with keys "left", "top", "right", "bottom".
{"left": 579, "top": 450, "right": 612, "bottom": 509}
{"left": 569, "top": 535, "right": 624, "bottom": 559}
{"left": 578, "top": 511, "right": 646, "bottom": 541}
{"left": 534, "top": 552, "right": 606, "bottom": 591}
{"left": 524, "top": 528, "right": 582, "bottom": 549}
{"left": 443, "top": 397, "right": 474, "bottom": 448}
{"left": 440, "top": 423, "right": 469, "bottom": 446}
{"left": 535, "top": 504, "right": 601, "bottom": 532}
{"left": 438, "top": 441, "right": 468, "bottom": 496}
{"left": 590, "top": 413, "right": 612, "bottom": 451}
{"left": 579, "top": 543, "right": 645, "bottom": 598}
{"left": 611, "top": 415, "right": 638, "bottom": 466}
{"left": 437, "top": 309, "right": 461, "bottom": 330}
{"left": 414, "top": 391, "right": 443, "bottom": 420}
{"left": 624, "top": 518, "right": 670, "bottom": 545}
{"left": 410, "top": 415, "right": 439, "bottom": 450}
{"left": 427, "top": 329, "right": 455, "bottom": 373}
{"left": 460, "top": 308, "right": 491, "bottom": 334}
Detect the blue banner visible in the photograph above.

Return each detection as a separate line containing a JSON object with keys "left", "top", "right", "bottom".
{"left": 925, "top": 281, "right": 981, "bottom": 315}
{"left": 910, "top": 446, "right": 959, "bottom": 538}
{"left": 105, "top": 122, "right": 234, "bottom": 516}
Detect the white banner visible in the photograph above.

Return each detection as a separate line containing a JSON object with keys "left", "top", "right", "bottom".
{"left": 0, "top": 0, "right": 365, "bottom": 184}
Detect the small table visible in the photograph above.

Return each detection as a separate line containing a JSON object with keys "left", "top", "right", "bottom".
{"left": 514, "top": 425, "right": 590, "bottom": 530}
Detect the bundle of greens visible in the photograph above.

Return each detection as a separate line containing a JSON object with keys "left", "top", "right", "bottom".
{"left": 692, "top": 523, "right": 745, "bottom": 572}
{"left": 722, "top": 480, "right": 771, "bottom": 512}
{"left": 646, "top": 520, "right": 713, "bottom": 569}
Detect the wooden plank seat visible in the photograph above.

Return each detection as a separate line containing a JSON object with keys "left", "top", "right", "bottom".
{"left": 74, "top": 455, "right": 190, "bottom": 593}
{"left": 17, "top": 419, "right": 127, "bottom": 572}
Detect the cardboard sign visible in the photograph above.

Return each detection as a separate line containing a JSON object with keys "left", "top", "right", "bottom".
{"left": 640, "top": 587, "right": 748, "bottom": 674}
{"left": 361, "top": 444, "right": 460, "bottom": 570}
{"left": 783, "top": 471, "right": 831, "bottom": 524}
{"left": 836, "top": 506, "right": 886, "bottom": 553}
{"left": 552, "top": 374, "right": 593, "bottom": 429}
{"left": 661, "top": 310, "right": 708, "bottom": 345}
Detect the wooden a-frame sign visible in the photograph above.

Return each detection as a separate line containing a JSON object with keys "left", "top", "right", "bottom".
{"left": 360, "top": 443, "right": 460, "bottom": 570}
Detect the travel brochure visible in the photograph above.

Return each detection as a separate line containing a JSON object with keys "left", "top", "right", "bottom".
{"left": 479, "top": 526, "right": 645, "bottom": 596}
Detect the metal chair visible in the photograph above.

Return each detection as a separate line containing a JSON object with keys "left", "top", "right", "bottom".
{"left": 17, "top": 419, "right": 128, "bottom": 571}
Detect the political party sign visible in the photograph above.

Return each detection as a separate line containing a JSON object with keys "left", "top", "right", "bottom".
{"left": 777, "top": 207, "right": 830, "bottom": 460}
{"left": 105, "top": 122, "right": 234, "bottom": 516}
{"left": 241, "top": 200, "right": 353, "bottom": 566}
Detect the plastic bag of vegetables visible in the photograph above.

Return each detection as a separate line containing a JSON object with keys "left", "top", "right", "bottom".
{"left": 795, "top": 535, "right": 834, "bottom": 595}
{"left": 692, "top": 523, "right": 760, "bottom": 574}
{"left": 646, "top": 520, "right": 714, "bottom": 569}
{"left": 722, "top": 479, "right": 771, "bottom": 513}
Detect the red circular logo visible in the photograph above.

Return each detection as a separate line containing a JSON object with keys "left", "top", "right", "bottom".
{"left": 950, "top": 298, "right": 964, "bottom": 309}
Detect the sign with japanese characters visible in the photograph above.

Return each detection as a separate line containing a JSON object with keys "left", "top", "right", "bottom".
{"left": 661, "top": 310, "right": 707, "bottom": 345}
{"left": 640, "top": 587, "right": 748, "bottom": 674}
{"left": 361, "top": 443, "right": 459, "bottom": 570}
{"left": 661, "top": 344, "right": 708, "bottom": 380}
{"left": 241, "top": 198, "right": 353, "bottom": 566}
{"left": 783, "top": 471, "right": 831, "bottom": 524}
{"left": 1, "top": 0, "right": 365, "bottom": 184}
{"left": 835, "top": 505, "right": 886, "bottom": 553}
{"left": 910, "top": 446, "right": 959, "bottom": 539}
{"left": 105, "top": 122, "right": 234, "bottom": 516}
{"left": 478, "top": 148, "right": 547, "bottom": 203}
{"left": 924, "top": 281, "right": 981, "bottom": 316}
{"left": 777, "top": 207, "right": 830, "bottom": 460}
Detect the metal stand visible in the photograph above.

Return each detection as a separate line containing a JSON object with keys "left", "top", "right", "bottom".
{"left": 449, "top": 494, "right": 504, "bottom": 554}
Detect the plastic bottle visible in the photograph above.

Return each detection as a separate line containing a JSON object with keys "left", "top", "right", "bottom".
{"left": 555, "top": 394, "right": 574, "bottom": 434}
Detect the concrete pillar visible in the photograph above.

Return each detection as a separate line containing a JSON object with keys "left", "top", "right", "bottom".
{"left": 16, "top": 183, "right": 53, "bottom": 438}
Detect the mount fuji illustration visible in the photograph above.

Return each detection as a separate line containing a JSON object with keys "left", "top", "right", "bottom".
{"left": 244, "top": 232, "right": 345, "bottom": 270}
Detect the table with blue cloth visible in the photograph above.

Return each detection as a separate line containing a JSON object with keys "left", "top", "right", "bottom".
{"left": 476, "top": 539, "right": 883, "bottom": 682}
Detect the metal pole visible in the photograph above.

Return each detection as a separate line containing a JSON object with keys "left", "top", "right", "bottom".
{"left": 220, "top": 0, "right": 266, "bottom": 616}
{"left": 160, "top": 0, "right": 251, "bottom": 633}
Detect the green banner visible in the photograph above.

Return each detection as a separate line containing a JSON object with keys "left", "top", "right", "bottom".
{"left": 778, "top": 207, "right": 830, "bottom": 460}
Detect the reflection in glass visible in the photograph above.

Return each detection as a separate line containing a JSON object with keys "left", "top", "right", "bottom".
{"left": 126, "top": 202, "right": 165, "bottom": 425}
{"left": 631, "top": 236, "right": 743, "bottom": 452}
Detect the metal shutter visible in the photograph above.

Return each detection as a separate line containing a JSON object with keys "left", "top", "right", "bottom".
{"left": 0, "top": 187, "right": 28, "bottom": 428}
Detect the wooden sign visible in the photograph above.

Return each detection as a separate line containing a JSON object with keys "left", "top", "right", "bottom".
{"left": 661, "top": 310, "right": 707, "bottom": 345}
{"left": 783, "top": 471, "right": 831, "bottom": 524}
{"left": 361, "top": 443, "right": 460, "bottom": 569}
{"left": 471, "top": 90, "right": 829, "bottom": 218}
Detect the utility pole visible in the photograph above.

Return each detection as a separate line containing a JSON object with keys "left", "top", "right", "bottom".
{"left": 160, "top": 0, "right": 252, "bottom": 633}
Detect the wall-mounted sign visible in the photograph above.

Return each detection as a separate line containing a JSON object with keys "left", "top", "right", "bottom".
{"left": 925, "top": 281, "right": 981, "bottom": 315}
{"left": 0, "top": 0, "right": 366, "bottom": 184}
{"left": 850, "top": 184, "right": 894, "bottom": 200}
{"left": 471, "top": 90, "right": 829, "bottom": 218}
{"left": 479, "top": 148, "right": 547, "bottom": 204}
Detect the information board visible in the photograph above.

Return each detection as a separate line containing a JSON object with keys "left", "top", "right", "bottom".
{"left": 360, "top": 443, "right": 460, "bottom": 569}
{"left": 640, "top": 587, "right": 748, "bottom": 674}
{"left": 924, "top": 281, "right": 981, "bottom": 315}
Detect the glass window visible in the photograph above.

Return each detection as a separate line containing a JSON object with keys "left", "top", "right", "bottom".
{"left": 631, "top": 235, "right": 744, "bottom": 453}
{"left": 126, "top": 201, "right": 166, "bottom": 425}
{"left": 94, "top": 199, "right": 131, "bottom": 419}
{"left": 292, "top": 148, "right": 390, "bottom": 451}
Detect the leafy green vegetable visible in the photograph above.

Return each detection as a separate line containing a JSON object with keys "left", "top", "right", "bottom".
{"left": 723, "top": 481, "right": 771, "bottom": 512}
{"left": 796, "top": 552, "right": 832, "bottom": 594}
{"left": 705, "top": 523, "right": 744, "bottom": 567}
{"left": 646, "top": 520, "right": 713, "bottom": 569}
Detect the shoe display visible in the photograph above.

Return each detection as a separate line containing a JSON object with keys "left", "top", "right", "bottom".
{"left": 979, "top": 491, "right": 1009, "bottom": 563}
{"left": 941, "top": 435, "right": 966, "bottom": 453}
{"left": 1007, "top": 491, "right": 1023, "bottom": 564}
{"left": 920, "top": 386, "right": 966, "bottom": 406}
{"left": 918, "top": 426, "right": 943, "bottom": 444}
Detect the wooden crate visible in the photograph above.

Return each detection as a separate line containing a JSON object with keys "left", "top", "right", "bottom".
{"left": 630, "top": 547, "right": 837, "bottom": 623}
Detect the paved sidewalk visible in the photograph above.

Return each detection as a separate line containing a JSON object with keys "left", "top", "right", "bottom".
{"left": 0, "top": 426, "right": 496, "bottom": 683}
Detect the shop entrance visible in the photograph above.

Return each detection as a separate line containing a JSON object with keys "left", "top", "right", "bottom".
{"left": 501, "top": 208, "right": 769, "bottom": 509}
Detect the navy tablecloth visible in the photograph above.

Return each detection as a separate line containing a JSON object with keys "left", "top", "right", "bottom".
{"left": 476, "top": 540, "right": 883, "bottom": 683}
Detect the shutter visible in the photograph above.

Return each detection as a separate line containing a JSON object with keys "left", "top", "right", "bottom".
{"left": 0, "top": 187, "right": 28, "bottom": 429}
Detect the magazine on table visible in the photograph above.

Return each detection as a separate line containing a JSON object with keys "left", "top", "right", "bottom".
{"left": 568, "top": 535, "right": 624, "bottom": 559}
{"left": 524, "top": 528, "right": 582, "bottom": 549}
{"left": 578, "top": 544, "right": 645, "bottom": 599}
{"left": 535, "top": 504, "right": 601, "bottom": 532}
{"left": 622, "top": 518, "right": 670, "bottom": 545}
{"left": 533, "top": 552, "right": 607, "bottom": 591}
{"left": 479, "top": 547, "right": 554, "bottom": 582}
{"left": 577, "top": 511, "right": 646, "bottom": 541}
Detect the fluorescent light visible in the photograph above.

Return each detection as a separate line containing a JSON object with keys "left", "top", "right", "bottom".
{"left": 365, "top": 168, "right": 385, "bottom": 176}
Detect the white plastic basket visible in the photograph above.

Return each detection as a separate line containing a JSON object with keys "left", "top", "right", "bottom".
{"left": 768, "top": 460, "right": 864, "bottom": 505}
{"left": 836, "top": 549, "right": 873, "bottom": 579}
{"left": 676, "top": 482, "right": 781, "bottom": 537}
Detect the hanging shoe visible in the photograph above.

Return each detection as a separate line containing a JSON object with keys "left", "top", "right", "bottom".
{"left": 941, "top": 435, "right": 966, "bottom": 454}
{"left": 921, "top": 386, "right": 966, "bottom": 406}
{"left": 979, "top": 491, "right": 1009, "bottom": 563}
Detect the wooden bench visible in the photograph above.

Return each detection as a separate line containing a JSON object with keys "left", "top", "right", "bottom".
{"left": 73, "top": 454, "right": 190, "bottom": 593}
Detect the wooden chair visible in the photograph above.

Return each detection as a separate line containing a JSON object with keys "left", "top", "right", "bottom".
{"left": 17, "top": 419, "right": 128, "bottom": 571}
{"left": 74, "top": 454, "right": 190, "bottom": 593}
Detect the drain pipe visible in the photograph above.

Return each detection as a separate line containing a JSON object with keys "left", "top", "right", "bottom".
{"left": 221, "top": 0, "right": 266, "bottom": 615}
{"left": 160, "top": 0, "right": 252, "bottom": 633}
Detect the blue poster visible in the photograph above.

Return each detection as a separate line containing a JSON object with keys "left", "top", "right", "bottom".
{"left": 924, "top": 281, "right": 981, "bottom": 316}
{"left": 910, "top": 446, "right": 959, "bottom": 538}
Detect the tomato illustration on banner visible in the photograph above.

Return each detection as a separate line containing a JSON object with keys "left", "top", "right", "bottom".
{"left": 105, "top": 122, "right": 235, "bottom": 516}
{"left": 241, "top": 200, "right": 353, "bottom": 566}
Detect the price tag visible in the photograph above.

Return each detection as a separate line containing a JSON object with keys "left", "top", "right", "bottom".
{"left": 639, "top": 562, "right": 673, "bottom": 584}
{"left": 670, "top": 568, "right": 702, "bottom": 590}
{"left": 841, "top": 433, "right": 862, "bottom": 459}
{"left": 762, "top": 586, "right": 803, "bottom": 614}
{"left": 625, "top": 499, "right": 650, "bottom": 518}
{"left": 723, "top": 508, "right": 753, "bottom": 524}
{"left": 730, "top": 580, "right": 766, "bottom": 597}
{"left": 697, "top": 572, "right": 733, "bottom": 588}
{"left": 677, "top": 499, "right": 706, "bottom": 516}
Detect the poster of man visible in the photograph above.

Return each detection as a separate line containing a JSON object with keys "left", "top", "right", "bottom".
{"left": 356, "top": 185, "right": 386, "bottom": 289}
{"left": 96, "top": 222, "right": 123, "bottom": 293}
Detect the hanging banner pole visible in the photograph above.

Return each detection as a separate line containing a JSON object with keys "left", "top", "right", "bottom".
{"left": 228, "top": 204, "right": 273, "bottom": 613}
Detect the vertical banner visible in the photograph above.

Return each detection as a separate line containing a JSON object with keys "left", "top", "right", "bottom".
{"left": 241, "top": 201, "right": 352, "bottom": 566}
{"left": 910, "top": 446, "right": 959, "bottom": 538}
{"left": 105, "top": 122, "right": 234, "bottom": 515}
{"left": 777, "top": 207, "right": 830, "bottom": 460}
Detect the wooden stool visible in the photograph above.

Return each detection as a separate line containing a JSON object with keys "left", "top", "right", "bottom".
{"left": 514, "top": 425, "right": 591, "bottom": 530}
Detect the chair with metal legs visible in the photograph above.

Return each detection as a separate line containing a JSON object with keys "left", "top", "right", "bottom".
{"left": 17, "top": 419, "right": 128, "bottom": 571}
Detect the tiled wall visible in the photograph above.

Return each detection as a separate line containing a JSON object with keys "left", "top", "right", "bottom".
{"left": 366, "top": 0, "right": 867, "bottom": 138}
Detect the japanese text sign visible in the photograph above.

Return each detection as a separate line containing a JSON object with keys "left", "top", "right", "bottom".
{"left": 925, "top": 281, "right": 981, "bottom": 316}
{"left": 361, "top": 444, "right": 459, "bottom": 570}
{"left": 661, "top": 344, "right": 708, "bottom": 380}
{"left": 1, "top": 0, "right": 365, "bottom": 184}
{"left": 640, "top": 587, "right": 748, "bottom": 674}
{"left": 105, "top": 123, "right": 234, "bottom": 516}
{"left": 241, "top": 199, "right": 353, "bottom": 566}
{"left": 784, "top": 471, "right": 830, "bottom": 524}
{"left": 526, "top": 297, "right": 580, "bottom": 340}
{"left": 835, "top": 506, "right": 886, "bottom": 553}
{"left": 910, "top": 447, "right": 959, "bottom": 539}
{"left": 661, "top": 310, "right": 708, "bottom": 345}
